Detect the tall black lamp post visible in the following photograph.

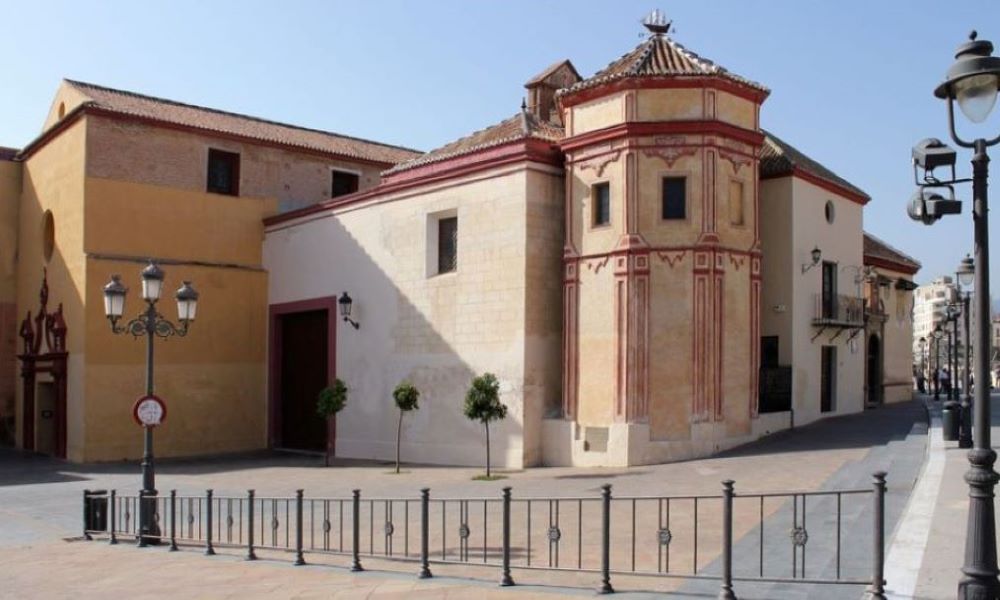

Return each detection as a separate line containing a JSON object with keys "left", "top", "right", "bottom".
{"left": 103, "top": 262, "right": 199, "bottom": 546}
{"left": 934, "top": 325, "right": 945, "bottom": 401}
{"left": 919, "top": 336, "right": 928, "bottom": 392}
{"left": 957, "top": 255, "right": 975, "bottom": 449}
{"left": 948, "top": 302, "right": 962, "bottom": 403}
{"left": 917, "top": 30, "right": 1000, "bottom": 598}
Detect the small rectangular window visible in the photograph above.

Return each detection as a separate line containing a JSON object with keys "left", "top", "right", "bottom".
{"left": 662, "top": 177, "right": 686, "bottom": 220}
{"left": 438, "top": 217, "right": 458, "bottom": 274}
{"left": 593, "top": 182, "right": 610, "bottom": 226}
{"left": 207, "top": 149, "right": 240, "bottom": 196}
{"left": 331, "top": 170, "right": 359, "bottom": 198}
{"left": 729, "top": 180, "right": 745, "bottom": 226}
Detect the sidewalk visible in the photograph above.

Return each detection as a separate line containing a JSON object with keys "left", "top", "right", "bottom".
{"left": 889, "top": 392, "right": 1000, "bottom": 599}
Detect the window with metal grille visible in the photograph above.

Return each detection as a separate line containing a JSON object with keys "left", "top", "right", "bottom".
{"left": 207, "top": 149, "right": 240, "bottom": 196}
{"left": 331, "top": 170, "right": 359, "bottom": 198}
{"left": 662, "top": 177, "right": 686, "bottom": 220}
{"left": 437, "top": 217, "right": 458, "bottom": 274}
{"left": 593, "top": 182, "right": 610, "bottom": 226}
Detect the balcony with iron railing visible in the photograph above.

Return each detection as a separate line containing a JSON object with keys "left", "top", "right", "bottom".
{"left": 812, "top": 294, "right": 865, "bottom": 328}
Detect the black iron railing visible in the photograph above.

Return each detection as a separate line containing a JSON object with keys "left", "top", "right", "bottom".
{"left": 83, "top": 473, "right": 887, "bottom": 597}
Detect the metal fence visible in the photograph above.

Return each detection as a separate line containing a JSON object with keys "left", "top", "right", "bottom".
{"left": 82, "top": 472, "right": 887, "bottom": 597}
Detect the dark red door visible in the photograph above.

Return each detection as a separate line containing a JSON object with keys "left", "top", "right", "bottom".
{"left": 279, "top": 310, "right": 329, "bottom": 452}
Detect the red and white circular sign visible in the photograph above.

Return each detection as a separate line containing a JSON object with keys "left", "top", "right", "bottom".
{"left": 133, "top": 395, "right": 167, "bottom": 427}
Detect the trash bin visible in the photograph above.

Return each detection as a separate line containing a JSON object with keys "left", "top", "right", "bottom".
{"left": 942, "top": 402, "right": 960, "bottom": 441}
{"left": 85, "top": 489, "right": 108, "bottom": 533}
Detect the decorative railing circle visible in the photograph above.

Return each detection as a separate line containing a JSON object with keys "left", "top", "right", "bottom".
{"left": 657, "top": 528, "right": 673, "bottom": 546}
{"left": 547, "top": 526, "right": 561, "bottom": 543}
{"left": 790, "top": 526, "right": 809, "bottom": 547}
{"left": 323, "top": 520, "right": 332, "bottom": 533}
{"left": 226, "top": 515, "right": 234, "bottom": 528}
{"left": 384, "top": 522, "right": 395, "bottom": 537}
{"left": 458, "top": 524, "right": 470, "bottom": 539}
{"left": 271, "top": 518, "right": 280, "bottom": 531}
{"left": 186, "top": 513, "right": 194, "bottom": 526}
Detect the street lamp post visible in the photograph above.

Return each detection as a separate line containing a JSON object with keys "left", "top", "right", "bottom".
{"left": 103, "top": 262, "right": 199, "bottom": 546}
{"left": 928, "top": 30, "right": 1000, "bottom": 598}
{"left": 948, "top": 303, "right": 962, "bottom": 404}
{"left": 934, "top": 325, "right": 945, "bottom": 401}
{"left": 957, "top": 255, "right": 975, "bottom": 449}
{"left": 919, "top": 336, "right": 928, "bottom": 393}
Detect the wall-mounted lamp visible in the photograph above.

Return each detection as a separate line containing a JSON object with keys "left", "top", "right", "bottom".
{"left": 338, "top": 292, "right": 360, "bottom": 330}
{"left": 801, "top": 246, "right": 822, "bottom": 274}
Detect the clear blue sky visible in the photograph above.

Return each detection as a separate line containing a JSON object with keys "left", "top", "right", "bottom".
{"left": 3, "top": 1, "right": 1000, "bottom": 287}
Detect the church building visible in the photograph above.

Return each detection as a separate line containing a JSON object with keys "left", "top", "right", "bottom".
{"left": 1, "top": 14, "right": 918, "bottom": 466}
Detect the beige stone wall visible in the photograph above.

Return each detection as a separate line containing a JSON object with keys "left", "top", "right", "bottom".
{"left": 264, "top": 162, "right": 564, "bottom": 468}
{"left": 872, "top": 265, "right": 916, "bottom": 404}
{"left": 0, "top": 158, "right": 22, "bottom": 432}
{"left": 788, "top": 178, "right": 865, "bottom": 425}
{"left": 86, "top": 115, "right": 383, "bottom": 213}
{"left": 759, "top": 177, "right": 794, "bottom": 363}
{"left": 568, "top": 88, "right": 757, "bottom": 137}
{"left": 16, "top": 118, "right": 88, "bottom": 458}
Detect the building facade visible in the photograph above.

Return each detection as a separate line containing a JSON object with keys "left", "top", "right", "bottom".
{"left": 3, "top": 18, "right": 920, "bottom": 466}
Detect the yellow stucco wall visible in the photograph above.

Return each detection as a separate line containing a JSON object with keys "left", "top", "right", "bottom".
{"left": 16, "top": 118, "right": 88, "bottom": 458}
{"left": 82, "top": 258, "right": 268, "bottom": 460}
{"left": 0, "top": 158, "right": 22, "bottom": 430}
{"left": 15, "top": 108, "right": 283, "bottom": 462}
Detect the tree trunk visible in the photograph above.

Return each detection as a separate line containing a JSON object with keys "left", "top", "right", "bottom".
{"left": 396, "top": 409, "right": 403, "bottom": 474}
{"left": 485, "top": 421, "right": 491, "bottom": 478}
{"left": 325, "top": 417, "right": 331, "bottom": 467}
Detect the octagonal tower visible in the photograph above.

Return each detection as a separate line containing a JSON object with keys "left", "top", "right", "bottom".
{"left": 549, "top": 16, "right": 770, "bottom": 465}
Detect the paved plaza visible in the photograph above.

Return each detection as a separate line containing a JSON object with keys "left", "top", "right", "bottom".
{"left": 0, "top": 399, "right": 953, "bottom": 598}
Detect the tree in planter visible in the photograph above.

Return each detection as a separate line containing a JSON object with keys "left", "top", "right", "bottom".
{"left": 316, "top": 378, "right": 348, "bottom": 467}
{"left": 463, "top": 373, "right": 508, "bottom": 478}
{"left": 392, "top": 382, "right": 420, "bottom": 474}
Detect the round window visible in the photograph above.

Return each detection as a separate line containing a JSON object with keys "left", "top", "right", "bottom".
{"left": 825, "top": 200, "right": 835, "bottom": 224}
{"left": 42, "top": 210, "right": 55, "bottom": 262}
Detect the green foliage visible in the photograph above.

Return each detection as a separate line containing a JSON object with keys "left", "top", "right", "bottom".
{"left": 463, "top": 373, "right": 507, "bottom": 424}
{"left": 393, "top": 382, "right": 420, "bottom": 412}
{"left": 316, "top": 378, "right": 348, "bottom": 418}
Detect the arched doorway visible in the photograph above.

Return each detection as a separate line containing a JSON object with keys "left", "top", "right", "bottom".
{"left": 867, "top": 334, "right": 882, "bottom": 406}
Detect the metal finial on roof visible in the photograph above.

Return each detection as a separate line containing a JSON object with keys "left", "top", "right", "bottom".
{"left": 521, "top": 97, "right": 527, "bottom": 111}
{"left": 970, "top": 30, "right": 978, "bottom": 41}
{"left": 642, "top": 9, "right": 671, "bottom": 35}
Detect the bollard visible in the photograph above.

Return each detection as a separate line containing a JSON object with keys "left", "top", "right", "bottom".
{"left": 109, "top": 490, "right": 118, "bottom": 545}
{"left": 500, "top": 487, "right": 514, "bottom": 586}
{"left": 720, "top": 480, "right": 737, "bottom": 600}
{"left": 246, "top": 490, "right": 257, "bottom": 560}
{"left": 83, "top": 490, "right": 92, "bottom": 540}
{"left": 419, "top": 488, "right": 432, "bottom": 578}
{"left": 599, "top": 484, "right": 614, "bottom": 594}
{"left": 351, "top": 489, "right": 364, "bottom": 572}
{"left": 867, "top": 472, "right": 887, "bottom": 600}
{"left": 169, "top": 490, "right": 178, "bottom": 551}
{"left": 295, "top": 489, "right": 306, "bottom": 565}
{"left": 205, "top": 489, "right": 215, "bottom": 556}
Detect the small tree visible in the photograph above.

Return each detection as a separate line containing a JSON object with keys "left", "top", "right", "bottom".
{"left": 392, "top": 382, "right": 420, "bottom": 474}
{"left": 316, "top": 378, "right": 348, "bottom": 467}
{"left": 463, "top": 373, "right": 508, "bottom": 478}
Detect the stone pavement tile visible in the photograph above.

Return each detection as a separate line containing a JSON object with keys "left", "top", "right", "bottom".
{"left": 0, "top": 540, "right": 599, "bottom": 600}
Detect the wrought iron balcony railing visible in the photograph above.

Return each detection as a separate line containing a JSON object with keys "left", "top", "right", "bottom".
{"left": 812, "top": 294, "right": 865, "bottom": 327}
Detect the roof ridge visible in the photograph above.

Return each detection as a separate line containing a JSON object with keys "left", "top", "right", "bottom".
{"left": 863, "top": 231, "right": 922, "bottom": 267}
{"left": 64, "top": 78, "right": 423, "bottom": 155}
